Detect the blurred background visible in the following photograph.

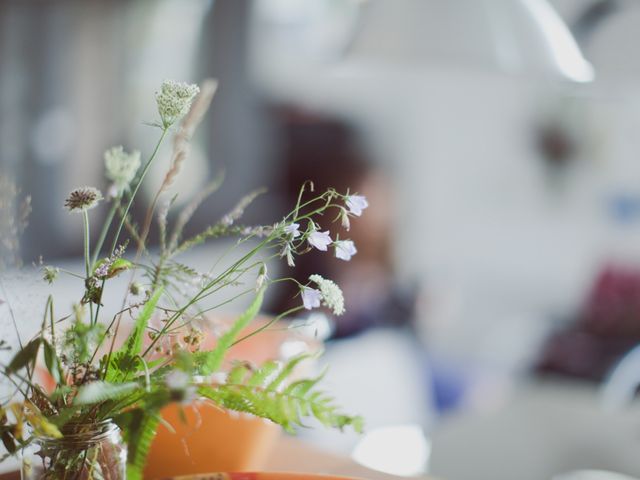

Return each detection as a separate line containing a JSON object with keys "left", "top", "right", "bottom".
{"left": 4, "top": 0, "right": 640, "bottom": 478}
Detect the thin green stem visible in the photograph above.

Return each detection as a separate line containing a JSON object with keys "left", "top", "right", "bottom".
{"left": 231, "top": 305, "right": 304, "bottom": 346}
{"left": 58, "top": 268, "right": 85, "bottom": 280}
{"left": 83, "top": 210, "right": 91, "bottom": 279}
{"left": 109, "top": 128, "right": 168, "bottom": 256}
{"left": 93, "top": 127, "right": 169, "bottom": 326}
{"left": 91, "top": 200, "right": 119, "bottom": 268}
{"left": 141, "top": 237, "right": 275, "bottom": 357}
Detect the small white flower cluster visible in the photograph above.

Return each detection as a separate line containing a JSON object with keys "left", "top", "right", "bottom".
{"left": 302, "top": 274, "right": 345, "bottom": 316}
{"left": 156, "top": 80, "right": 200, "bottom": 127}
{"left": 104, "top": 146, "right": 141, "bottom": 198}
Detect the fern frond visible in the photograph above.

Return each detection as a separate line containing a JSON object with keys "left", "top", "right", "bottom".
{"left": 246, "top": 360, "right": 279, "bottom": 387}
{"left": 226, "top": 362, "right": 251, "bottom": 384}
{"left": 196, "top": 355, "right": 362, "bottom": 434}
{"left": 117, "top": 408, "right": 161, "bottom": 480}
{"left": 267, "top": 353, "right": 313, "bottom": 391}
{"left": 197, "top": 381, "right": 362, "bottom": 434}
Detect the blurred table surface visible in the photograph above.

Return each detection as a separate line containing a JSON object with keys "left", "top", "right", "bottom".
{"left": 0, "top": 435, "right": 438, "bottom": 480}
{"left": 266, "top": 436, "right": 436, "bottom": 479}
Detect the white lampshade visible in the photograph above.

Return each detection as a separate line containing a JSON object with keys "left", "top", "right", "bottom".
{"left": 345, "top": 0, "right": 594, "bottom": 82}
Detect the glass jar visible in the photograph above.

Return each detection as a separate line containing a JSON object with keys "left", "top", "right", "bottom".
{"left": 21, "top": 420, "right": 126, "bottom": 480}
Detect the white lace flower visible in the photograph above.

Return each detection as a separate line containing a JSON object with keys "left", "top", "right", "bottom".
{"left": 346, "top": 195, "right": 368, "bottom": 216}
{"left": 334, "top": 240, "right": 357, "bottom": 261}
{"left": 104, "top": 146, "right": 141, "bottom": 196}
{"left": 308, "top": 230, "right": 332, "bottom": 251}
{"left": 309, "top": 274, "right": 345, "bottom": 316}
{"left": 284, "top": 223, "right": 301, "bottom": 239}
{"left": 156, "top": 80, "right": 200, "bottom": 127}
{"left": 301, "top": 287, "right": 322, "bottom": 310}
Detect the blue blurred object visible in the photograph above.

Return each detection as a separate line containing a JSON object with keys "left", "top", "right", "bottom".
{"left": 608, "top": 193, "right": 640, "bottom": 224}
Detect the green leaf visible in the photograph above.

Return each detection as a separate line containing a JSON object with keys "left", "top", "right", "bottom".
{"left": 42, "top": 340, "right": 62, "bottom": 385}
{"left": 6, "top": 338, "right": 40, "bottom": 373}
{"left": 122, "top": 288, "right": 163, "bottom": 358}
{"left": 195, "top": 286, "right": 265, "bottom": 376}
{"left": 119, "top": 408, "right": 161, "bottom": 480}
{"left": 74, "top": 381, "right": 139, "bottom": 405}
{"left": 48, "top": 406, "right": 78, "bottom": 428}
{"left": 267, "top": 353, "right": 313, "bottom": 391}
{"left": 107, "top": 258, "right": 133, "bottom": 278}
{"left": 105, "top": 287, "right": 163, "bottom": 382}
{"left": 247, "top": 360, "right": 279, "bottom": 387}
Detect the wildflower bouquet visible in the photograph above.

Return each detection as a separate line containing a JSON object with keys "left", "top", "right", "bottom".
{"left": 0, "top": 79, "right": 365, "bottom": 480}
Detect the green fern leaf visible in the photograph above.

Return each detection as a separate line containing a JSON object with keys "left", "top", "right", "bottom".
{"left": 6, "top": 338, "right": 40, "bottom": 373}
{"left": 226, "top": 362, "right": 251, "bottom": 384}
{"left": 197, "top": 377, "right": 363, "bottom": 434}
{"left": 194, "top": 286, "right": 265, "bottom": 376}
{"left": 117, "top": 407, "right": 161, "bottom": 480}
{"left": 247, "top": 360, "right": 279, "bottom": 387}
{"left": 74, "top": 381, "right": 139, "bottom": 405}
{"left": 267, "top": 353, "right": 313, "bottom": 391}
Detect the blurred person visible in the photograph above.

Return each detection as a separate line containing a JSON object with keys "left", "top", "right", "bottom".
{"left": 538, "top": 262, "right": 640, "bottom": 381}
{"left": 267, "top": 107, "right": 417, "bottom": 338}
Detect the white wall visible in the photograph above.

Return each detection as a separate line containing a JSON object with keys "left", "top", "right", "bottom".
{"left": 248, "top": 0, "right": 640, "bottom": 375}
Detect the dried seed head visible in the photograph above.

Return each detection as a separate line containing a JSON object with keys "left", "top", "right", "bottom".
{"left": 64, "top": 187, "right": 103, "bottom": 212}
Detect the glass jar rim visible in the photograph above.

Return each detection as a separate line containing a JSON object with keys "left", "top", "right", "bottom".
{"left": 36, "top": 419, "right": 120, "bottom": 446}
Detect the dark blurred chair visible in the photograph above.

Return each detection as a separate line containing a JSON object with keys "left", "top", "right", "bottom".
{"left": 537, "top": 264, "right": 640, "bottom": 381}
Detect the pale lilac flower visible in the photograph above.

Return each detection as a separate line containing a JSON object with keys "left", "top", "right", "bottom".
{"left": 301, "top": 287, "right": 322, "bottom": 310}
{"left": 284, "top": 223, "right": 301, "bottom": 239}
{"left": 334, "top": 240, "right": 357, "bottom": 261}
{"left": 340, "top": 208, "right": 351, "bottom": 231}
{"left": 309, "top": 274, "right": 345, "bottom": 316}
{"left": 346, "top": 195, "right": 368, "bottom": 216}
{"left": 93, "top": 262, "right": 110, "bottom": 279}
{"left": 308, "top": 230, "right": 332, "bottom": 251}
{"left": 281, "top": 243, "right": 295, "bottom": 267}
